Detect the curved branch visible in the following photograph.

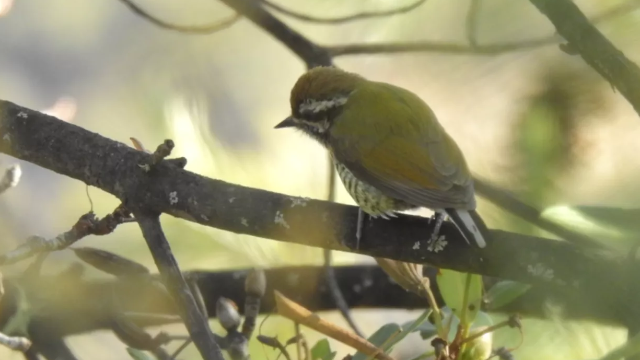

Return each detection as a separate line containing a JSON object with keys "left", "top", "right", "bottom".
{"left": 218, "top": 0, "right": 332, "bottom": 67}
{"left": 261, "top": 0, "right": 427, "bottom": 24}
{"left": 118, "top": 0, "right": 241, "bottom": 34}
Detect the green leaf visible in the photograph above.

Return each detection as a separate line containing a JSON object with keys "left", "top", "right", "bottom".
{"left": 311, "top": 339, "right": 336, "bottom": 360}
{"left": 485, "top": 280, "right": 531, "bottom": 310}
{"left": 352, "top": 323, "right": 401, "bottom": 360}
{"left": 436, "top": 270, "right": 483, "bottom": 325}
{"left": 126, "top": 348, "right": 155, "bottom": 360}
{"left": 389, "top": 309, "right": 431, "bottom": 348}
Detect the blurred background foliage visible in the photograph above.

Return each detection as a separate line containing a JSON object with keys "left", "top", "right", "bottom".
{"left": 0, "top": 0, "right": 639, "bottom": 359}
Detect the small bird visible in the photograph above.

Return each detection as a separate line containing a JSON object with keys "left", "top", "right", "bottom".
{"left": 275, "top": 66, "right": 488, "bottom": 254}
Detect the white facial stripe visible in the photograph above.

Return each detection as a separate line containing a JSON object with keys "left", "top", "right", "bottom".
{"left": 299, "top": 96, "right": 349, "bottom": 114}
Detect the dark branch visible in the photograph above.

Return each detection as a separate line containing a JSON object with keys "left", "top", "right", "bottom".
{"left": 3, "top": 265, "right": 629, "bottom": 340}
{"left": 117, "top": 0, "right": 241, "bottom": 34}
{"left": 0, "top": 99, "right": 636, "bottom": 319}
{"left": 133, "top": 210, "right": 224, "bottom": 360}
{"left": 528, "top": 0, "right": 640, "bottom": 115}
{"left": 261, "top": 0, "right": 427, "bottom": 24}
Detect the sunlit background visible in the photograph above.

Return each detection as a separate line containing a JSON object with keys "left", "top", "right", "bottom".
{"left": 0, "top": 0, "right": 639, "bottom": 358}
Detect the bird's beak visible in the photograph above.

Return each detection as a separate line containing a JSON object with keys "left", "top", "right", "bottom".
{"left": 275, "top": 116, "right": 296, "bottom": 129}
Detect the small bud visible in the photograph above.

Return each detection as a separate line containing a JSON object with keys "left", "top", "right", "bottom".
{"left": 217, "top": 297, "right": 241, "bottom": 331}
{"left": 459, "top": 327, "right": 493, "bottom": 360}
{"left": 245, "top": 269, "right": 266, "bottom": 297}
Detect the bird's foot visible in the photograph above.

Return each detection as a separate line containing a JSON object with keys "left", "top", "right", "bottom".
{"left": 342, "top": 208, "right": 366, "bottom": 250}
{"left": 427, "top": 212, "right": 446, "bottom": 248}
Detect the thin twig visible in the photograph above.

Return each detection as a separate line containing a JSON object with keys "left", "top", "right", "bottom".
{"left": 261, "top": 0, "right": 427, "bottom": 24}
{"left": 473, "top": 177, "right": 601, "bottom": 247}
{"left": 328, "top": 0, "right": 640, "bottom": 56}
{"left": 323, "top": 155, "right": 364, "bottom": 337}
{"left": 0, "top": 205, "right": 133, "bottom": 266}
{"left": 134, "top": 210, "right": 224, "bottom": 360}
{"left": 171, "top": 339, "right": 193, "bottom": 360}
{"left": 118, "top": 0, "right": 241, "bottom": 33}
{"left": 465, "top": 0, "right": 481, "bottom": 47}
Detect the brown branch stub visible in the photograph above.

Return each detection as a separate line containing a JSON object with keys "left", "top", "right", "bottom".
{"left": 528, "top": 0, "right": 640, "bottom": 115}
{"left": 133, "top": 209, "right": 224, "bottom": 360}
{"left": 0, "top": 332, "right": 31, "bottom": 352}
{"left": 0, "top": 205, "right": 133, "bottom": 266}
{"left": 261, "top": 0, "right": 427, "bottom": 24}
{"left": 118, "top": 0, "right": 241, "bottom": 34}
{"left": 0, "top": 164, "right": 21, "bottom": 195}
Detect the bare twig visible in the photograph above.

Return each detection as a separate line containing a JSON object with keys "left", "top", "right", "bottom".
{"left": 0, "top": 205, "right": 133, "bottom": 266}
{"left": 0, "top": 164, "right": 20, "bottom": 195}
{"left": 473, "top": 178, "right": 601, "bottom": 247}
{"left": 324, "top": 250, "right": 365, "bottom": 338}
{"left": 117, "top": 0, "right": 241, "bottom": 33}
{"left": 328, "top": 0, "right": 640, "bottom": 56}
{"left": 465, "top": 0, "right": 481, "bottom": 47}
{"left": 218, "top": 0, "right": 333, "bottom": 67}
{"left": 261, "top": 0, "right": 427, "bottom": 24}
{"left": 134, "top": 210, "right": 224, "bottom": 360}
{"left": 170, "top": 339, "right": 193, "bottom": 359}
{"left": 324, "top": 155, "right": 364, "bottom": 338}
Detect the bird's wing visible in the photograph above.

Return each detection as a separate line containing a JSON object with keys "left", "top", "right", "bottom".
{"left": 330, "top": 82, "right": 475, "bottom": 210}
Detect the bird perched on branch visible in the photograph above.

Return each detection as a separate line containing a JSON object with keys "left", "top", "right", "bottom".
{"left": 275, "top": 67, "right": 488, "bottom": 293}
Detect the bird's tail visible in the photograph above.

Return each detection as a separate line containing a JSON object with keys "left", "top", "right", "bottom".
{"left": 444, "top": 209, "right": 488, "bottom": 248}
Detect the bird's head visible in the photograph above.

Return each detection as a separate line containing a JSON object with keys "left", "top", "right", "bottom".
{"left": 275, "top": 66, "right": 364, "bottom": 145}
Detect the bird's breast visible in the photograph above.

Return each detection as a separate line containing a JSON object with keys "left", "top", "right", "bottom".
{"left": 334, "top": 161, "right": 415, "bottom": 217}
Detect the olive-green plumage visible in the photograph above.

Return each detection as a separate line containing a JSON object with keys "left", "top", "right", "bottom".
{"left": 276, "top": 66, "right": 487, "bottom": 249}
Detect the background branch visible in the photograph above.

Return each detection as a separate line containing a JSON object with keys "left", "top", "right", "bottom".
{"left": 261, "top": 0, "right": 427, "bottom": 24}
{"left": 528, "top": 0, "right": 640, "bottom": 115}
{"left": 133, "top": 210, "right": 224, "bottom": 360}
{"left": 0, "top": 265, "right": 627, "bottom": 341}
{"left": 117, "top": 0, "right": 241, "bottom": 33}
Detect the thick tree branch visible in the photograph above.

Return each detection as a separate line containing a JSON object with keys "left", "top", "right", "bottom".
{"left": 528, "top": 0, "right": 640, "bottom": 115}
{"left": 0, "top": 100, "right": 637, "bottom": 324}
{"left": 133, "top": 210, "right": 224, "bottom": 360}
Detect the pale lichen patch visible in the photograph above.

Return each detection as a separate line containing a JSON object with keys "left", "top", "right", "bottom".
{"left": 527, "top": 263, "right": 554, "bottom": 281}
{"left": 241, "top": 218, "right": 248, "bottom": 227}
{"left": 274, "top": 211, "right": 290, "bottom": 229}
{"left": 17, "top": 111, "right": 28, "bottom": 118}
{"left": 290, "top": 197, "right": 309, "bottom": 207}
{"left": 427, "top": 235, "right": 447, "bottom": 252}
{"left": 2, "top": 134, "right": 9, "bottom": 142}
{"left": 229, "top": 197, "right": 236, "bottom": 203}
{"left": 412, "top": 241, "right": 420, "bottom": 250}
{"left": 169, "top": 191, "right": 178, "bottom": 205}
{"left": 200, "top": 214, "right": 209, "bottom": 221}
